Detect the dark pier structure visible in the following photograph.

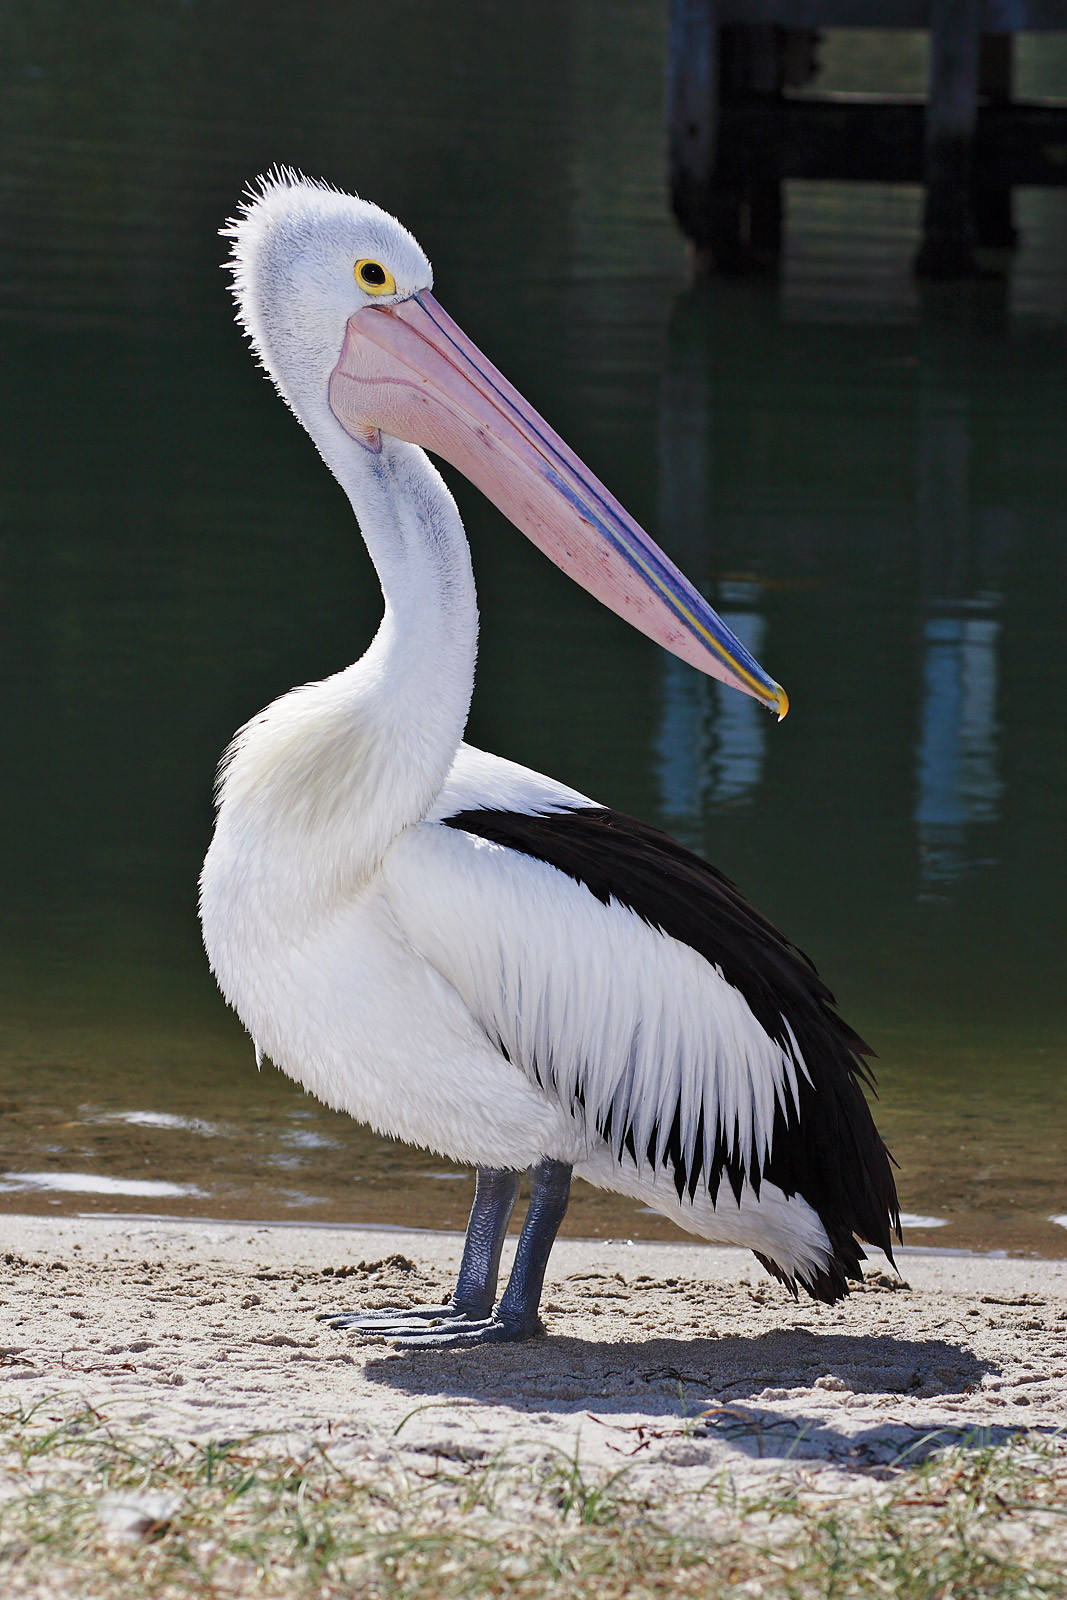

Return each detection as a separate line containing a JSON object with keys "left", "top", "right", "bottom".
{"left": 668, "top": 1, "right": 1067, "bottom": 275}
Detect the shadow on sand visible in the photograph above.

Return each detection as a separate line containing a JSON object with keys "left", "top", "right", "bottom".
{"left": 359, "top": 1328, "right": 1038, "bottom": 1466}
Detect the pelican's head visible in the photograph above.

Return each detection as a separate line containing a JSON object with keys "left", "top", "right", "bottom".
{"left": 225, "top": 170, "right": 433, "bottom": 419}
{"left": 226, "top": 170, "right": 787, "bottom": 714}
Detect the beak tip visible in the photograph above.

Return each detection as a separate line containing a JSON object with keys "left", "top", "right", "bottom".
{"left": 772, "top": 683, "right": 789, "bottom": 721}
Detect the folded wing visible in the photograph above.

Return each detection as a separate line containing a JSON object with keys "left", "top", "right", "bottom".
{"left": 383, "top": 753, "right": 899, "bottom": 1287}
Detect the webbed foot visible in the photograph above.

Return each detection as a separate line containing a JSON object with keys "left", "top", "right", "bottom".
{"left": 390, "top": 1312, "right": 544, "bottom": 1347}
{"left": 318, "top": 1302, "right": 488, "bottom": 1334}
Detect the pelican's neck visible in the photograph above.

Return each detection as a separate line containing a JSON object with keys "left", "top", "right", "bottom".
{"left": 329, "top": 425, "right": 479, "bottom": 779}
{"left": 212, "top": 405, "right": 477, "bottom": 922}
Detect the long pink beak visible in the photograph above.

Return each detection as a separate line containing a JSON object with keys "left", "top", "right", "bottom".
{"left": 328, "top": 291, "right": 787, "bottom": 713}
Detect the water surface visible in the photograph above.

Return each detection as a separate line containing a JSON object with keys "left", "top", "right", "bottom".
{"left": 1, "top": 6, "right": 1065, "bottom": 1257}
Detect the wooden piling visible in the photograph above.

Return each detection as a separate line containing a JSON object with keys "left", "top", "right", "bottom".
{"left": 668, "top": 0, "right": 720, "bottom": 264}
{"left": 975, "top": 32, "right": 1018, "bottom": 249}
{"left": 714, "top": 25, "right": 788, "bottom": 272}
{"left": 915, "top": 0, "right": 983, "bottom": 277}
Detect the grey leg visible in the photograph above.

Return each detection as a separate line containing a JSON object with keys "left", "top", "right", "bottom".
{"left": 389, "top": 1158, "right": 572, "bottom": 1348}
{"left": 319, "top": 1167, "right": 520, "bottom": 1333}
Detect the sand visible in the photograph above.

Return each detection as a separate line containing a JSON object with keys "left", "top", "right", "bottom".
{"left": 1, "top": 1213, "right": 1065, "bottom": 1493}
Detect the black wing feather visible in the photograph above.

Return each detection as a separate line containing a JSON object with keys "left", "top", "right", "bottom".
{"left": 443, "top": 805, "right": 900, "bottom": 1301}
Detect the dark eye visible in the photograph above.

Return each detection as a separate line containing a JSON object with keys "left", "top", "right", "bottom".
{"left": 354, "top": 259, "right": 395, "bottom": 294}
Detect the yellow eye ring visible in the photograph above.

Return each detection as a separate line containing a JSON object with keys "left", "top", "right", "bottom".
{"left": 354, "top": 258, "right": 396, "bottom": 295}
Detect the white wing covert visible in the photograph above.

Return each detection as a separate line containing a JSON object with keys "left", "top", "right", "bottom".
{"left": 383, "top": 814, "right": 805, "bottom": 1200}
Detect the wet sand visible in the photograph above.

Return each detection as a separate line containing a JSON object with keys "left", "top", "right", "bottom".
{"left": 1, "top": 1213, "right": 1064, "bottom": 1494}
{"left": 2, "top": 1012, "right": 1065, "bottom": 1258}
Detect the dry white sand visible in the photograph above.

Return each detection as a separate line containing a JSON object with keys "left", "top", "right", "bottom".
{"left": 1, "top": 1214, "right": 1064, "bottom": 1492}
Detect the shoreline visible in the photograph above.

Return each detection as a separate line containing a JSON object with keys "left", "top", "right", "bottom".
{"left": 2, "top": 1206, "right": 1056, "bottom": 1260}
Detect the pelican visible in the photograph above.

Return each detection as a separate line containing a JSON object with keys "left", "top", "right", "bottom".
{"left": 200, "top": 172, "right": 899, "bottom": 1346}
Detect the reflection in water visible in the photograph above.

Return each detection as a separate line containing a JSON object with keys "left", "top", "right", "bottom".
{"left": 0, "top": 1173, "right": 205, "bottom": 1198}
{"left": 914, "top": 316, "right": 1005, "bottom": 897}
{"left": 916, "top": 607, "right": 1001, "bottom": 889}
{"left": 655, "top": 284, "right": 769, "bottom": 832}
{"left": 657, "top": 586, "right": 768, "bottom": 829}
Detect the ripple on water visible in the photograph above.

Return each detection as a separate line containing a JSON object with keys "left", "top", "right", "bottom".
{"left": 89, "top": 1111, "right": 224, "bottom": 1137}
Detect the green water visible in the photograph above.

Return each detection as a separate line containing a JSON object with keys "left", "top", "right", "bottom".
{"left": 1, "top": 4, "right": 1065, "bottom": 1256}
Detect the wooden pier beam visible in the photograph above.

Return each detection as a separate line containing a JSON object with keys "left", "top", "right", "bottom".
{"left": 915, "top": 0, "right": 983, "bottom": 277}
